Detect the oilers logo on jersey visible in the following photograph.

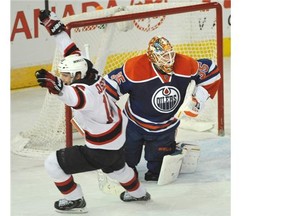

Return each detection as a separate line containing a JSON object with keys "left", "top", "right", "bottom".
{"left": 152, "top": 86, "right": 180, "bottom": 113}
{"left": 104, "top": 53, "right": 221, "bottom": 134}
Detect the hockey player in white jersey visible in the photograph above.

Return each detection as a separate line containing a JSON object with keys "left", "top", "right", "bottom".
{"left": 35, "top": 10, "right": 150, "bottom": 213}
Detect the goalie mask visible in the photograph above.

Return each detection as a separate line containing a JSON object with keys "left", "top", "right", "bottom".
{"left": 147, "top": 36, "right": 176, "bottom": 74}
{"left": 58, "top": 54, "right": 88, "bottom": 79}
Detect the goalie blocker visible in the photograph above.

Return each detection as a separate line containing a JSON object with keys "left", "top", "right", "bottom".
{"left": 157, "top": 143, "right": 200, "bottom": 185}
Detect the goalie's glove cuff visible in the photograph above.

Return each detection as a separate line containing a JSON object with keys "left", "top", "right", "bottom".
{"left": 192, "top": 86, "right": 210, "bottom": 104}
{"left": 39, "top": 10, "right": 66, "bottom": 35}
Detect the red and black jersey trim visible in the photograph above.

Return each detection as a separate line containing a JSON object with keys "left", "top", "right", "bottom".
{"left": 84, "top": 109, "right": 123, "bottom": 145}
{"left": 120, "top": 173, "right": 140, "bottom": 192}
{"left": 105, "top": 82, "right": 120, "bottom": 101}
{"left": 64, "top": 43, "right": 81, "bottom": 57}
{"left": 72, "top": 86, "right": 86, "bottom": 110}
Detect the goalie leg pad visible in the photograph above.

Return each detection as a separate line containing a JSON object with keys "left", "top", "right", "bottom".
{"left": 157, "top": 149, "right": 185, "bottom": 185}
{"left": 179, "top": 143, "right": 200, "bottom": 174}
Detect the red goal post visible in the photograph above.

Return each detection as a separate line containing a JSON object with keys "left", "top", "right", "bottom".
{"left": 11, "top": 2, "right": 224, "bottom": 158}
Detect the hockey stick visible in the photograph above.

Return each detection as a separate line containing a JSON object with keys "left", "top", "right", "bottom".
{"left": 44, "top": 0, "right": 49, "bottom": 12}
{"left": 93, "top": 24, "right": 116, "bottom": 75}
{"left": 93, "top": 7, "right": 132, "bottom": 75}
{"left": 70, "top": 118, "right": 84, "bottom": 136}
{"left": 84, "top": 44, "right": 90, "bottom": 60}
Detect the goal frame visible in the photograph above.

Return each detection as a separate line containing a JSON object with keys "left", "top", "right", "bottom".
{"left": 64, "top": 2, "right": 224, "bottom": 147}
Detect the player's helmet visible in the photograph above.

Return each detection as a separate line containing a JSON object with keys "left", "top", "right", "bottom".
{"left": 58, "top": 54, "right": 88, "bottom": 79}
{"left": 147, "top": 36, "right": 175, "bottom": 74}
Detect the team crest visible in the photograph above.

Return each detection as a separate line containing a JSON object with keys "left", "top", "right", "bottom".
{"left": 152, "top": 86, "right": 180, "bottom": 113}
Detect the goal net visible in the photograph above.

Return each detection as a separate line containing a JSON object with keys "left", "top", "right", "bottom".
{"left": 11, "top": 2, "right": 224, "bottom": 158}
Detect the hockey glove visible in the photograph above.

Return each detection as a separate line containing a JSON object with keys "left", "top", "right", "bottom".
{"left": 187, "top": 85, "right": 210, "bottom": 117}
{"left": 35, "top": 69, "right": 63, "bottom": 95}
{"left": 176, "top": 85, "right": 209, "bottom": 118}
{"left": 182, "top": 97, "right": 203, "bottom": 118}
{"left": 38, "top": 10, "right": 66, "bottom": 35}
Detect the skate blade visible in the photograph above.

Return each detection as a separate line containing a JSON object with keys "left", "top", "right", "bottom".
{"left": 122, "top": 197, "right": 150, "bottom": 202}
{"left": 55, "top": 207, "right": 88, "bottom": 214}
{"left": 121, "top": 193, "right": 151, "bottom": 202}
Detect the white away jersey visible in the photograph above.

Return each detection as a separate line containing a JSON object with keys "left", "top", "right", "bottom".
{"left": 58, "top": 77, "right": 128, "bottom": 150}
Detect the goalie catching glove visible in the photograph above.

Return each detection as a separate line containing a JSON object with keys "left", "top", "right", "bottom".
{"left": 176, "top": 84, "right": 210, "bottom": 118}
{"left": 35, "top": 69, "right": 63, "bottom": 95}
{"left": 38, "top": 10, "right": 66, "bottom": 35}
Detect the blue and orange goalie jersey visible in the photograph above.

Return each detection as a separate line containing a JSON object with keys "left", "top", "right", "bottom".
{"left": 104, "top": 53, "right": 221, "bottom": 135}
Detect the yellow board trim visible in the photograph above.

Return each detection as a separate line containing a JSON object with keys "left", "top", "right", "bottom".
{"left": 11, "top": 64, "right": 52, "bottom": 90}
{"left": 223, "top": 37, "right": 231, "bottom": 57}
{"left": 11, "top": 38, "right": 231, "bottom": 90}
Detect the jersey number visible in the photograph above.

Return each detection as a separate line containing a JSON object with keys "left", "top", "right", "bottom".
{"left": 102, "top": 94, "right": 113, "bottom": 123}
{"left": 95, "top": 79, "right": 113, "bottom": 123}
{"left": 198, "top": 62, "right": 209, "bottom": 80}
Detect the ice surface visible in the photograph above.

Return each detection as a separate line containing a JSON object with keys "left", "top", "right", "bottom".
{"left": 10, "top": 58, "right": 231, "bottom": 216}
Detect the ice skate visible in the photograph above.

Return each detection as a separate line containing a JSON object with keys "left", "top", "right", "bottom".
{"left": 144, "top": 171, "right": 159, "bottom": 181}
{"left": 120, "top": 191, "right": 151, "bottom": 202}
{"left": 54, "top": 197, "right": 88, "bottom": 213}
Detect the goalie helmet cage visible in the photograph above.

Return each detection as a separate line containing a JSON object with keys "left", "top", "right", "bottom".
{"left": 11, "top": 2, "right": 224, "bottom": 158}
